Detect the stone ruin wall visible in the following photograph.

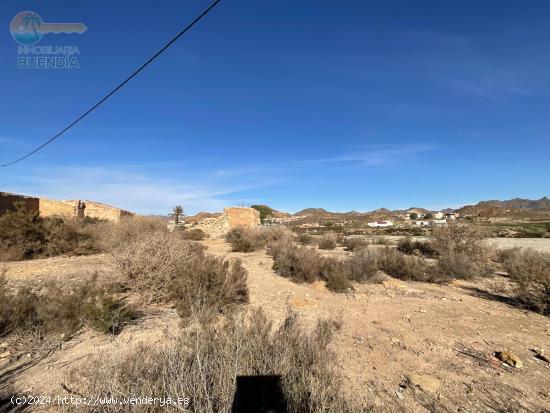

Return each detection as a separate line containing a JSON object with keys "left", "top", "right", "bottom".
{"left": 0, "top": 192, "right": 39, "bottom": 215}
{"left": 39, "top": 198, "right": 76, "bottom": 218}
{"left": 186, "top": 207, "right": 261, "bottom": 239}
{"left": 0, "top": 192, "right": 133, "bottom": 223}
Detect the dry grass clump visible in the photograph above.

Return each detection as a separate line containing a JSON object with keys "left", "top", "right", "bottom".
{"left": 269, "top": 240, "right": 321, "bottom": 283}
{"left": 225, "top": 226, "right": 266, "bottom": 252}
{"left": 397, "top": 237, "right": 437, "bottom": 257}
{"left": 68, "top": 308, "right": 363, "bottom": 413}
{"left": 318, "top": 233, "right": 338, "bottom": 250}
{"left": 180, "top": 228, "right": 208, "bottom": 240}
{"left": 113, "top": 231, "right": 204, "bottom": 303}
{"left": 0, "top": 273, "right": 136, "bottom": 337}
{"left": 342, "top": 237, "right": 369, "bottom": 252}
{"left": 172, "top": 255, "right": 249, "bottom": 324}
{"left": 431, "top": 224, "right": 489, "bottom": 279}
{"left": 498, "top": 248, "right": 550, "bottom": 314}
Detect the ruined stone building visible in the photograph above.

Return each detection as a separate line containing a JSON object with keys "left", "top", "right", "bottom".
{"left": 0, "top": 192, "right": 134, "bottom": 222}
{"left": 183, "top": 207, "right": 261, "bottom": 238}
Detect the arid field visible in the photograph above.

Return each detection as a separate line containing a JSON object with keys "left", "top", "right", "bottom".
{"left": 1, "top": 208, "right": 549, "bottom": 412}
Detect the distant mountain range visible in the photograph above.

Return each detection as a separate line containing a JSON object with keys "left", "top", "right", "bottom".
{"left": 292, "top": 197, "right": 550, "bottom": 217}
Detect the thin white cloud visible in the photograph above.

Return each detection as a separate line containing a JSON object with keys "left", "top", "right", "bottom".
{"left": 3, "top": 166, "right": 276, "bottom": 215}
{"left": 306, "top": 144, "right": 434, "bottom": 166}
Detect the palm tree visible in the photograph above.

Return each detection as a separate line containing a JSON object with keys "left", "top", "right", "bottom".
{"left": 23, "top": 13, "right": 41, "bottom": 41}
{"left": 172, "top": 205, "right": 184, "bottom": 225}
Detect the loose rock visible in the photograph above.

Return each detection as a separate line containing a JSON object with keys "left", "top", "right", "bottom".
{"left": 495, "top": 351, "right": 523, "bottom": 368}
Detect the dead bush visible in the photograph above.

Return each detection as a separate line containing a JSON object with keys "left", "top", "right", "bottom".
{"left": 68, "top": 308, "right": 364, "bottom": 413}
{"left": 180, "top": 228, "right": 208, "bottom": 241}
{"left": 0, "top": 273, "right": 136, "bottom": 337}
{"left": 318, "top": 233, "right": 338, "bottom": 250}
{"left": 225, "top": 226, "right": 266, "bottom": 252}
{"left": 342, "top": 237, "right": 369, "bottom": 252}
{"left": 113, "top": 231, "right": 204, "bottom": 303}
{"left": 172, "top": 255, "right": 249, "bottom": 324}
{"left": 499, "top": 248, "right": 550, "bottom": 314}
{"left": 269, "top": 240, "right": 321, "bottom": 283}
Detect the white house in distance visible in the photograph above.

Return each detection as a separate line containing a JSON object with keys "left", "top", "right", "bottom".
{"left": 368, "top": 220, "right": 394, "bottom": 228}
{"left": 434, "top": 211, "right": 444, "bottom": 219}
{"left": 414, "top": 220, "right": 431, "bottom": 227}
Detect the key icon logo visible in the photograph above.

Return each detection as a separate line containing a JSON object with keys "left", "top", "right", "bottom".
{"left": 10, "top": 11, "right": 87, "bottom": 46}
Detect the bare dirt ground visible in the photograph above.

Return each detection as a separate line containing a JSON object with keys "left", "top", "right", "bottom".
{"left": 1, "top": 240, "right": 549, "bottom": 412}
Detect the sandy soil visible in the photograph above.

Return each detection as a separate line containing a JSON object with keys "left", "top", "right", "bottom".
{"left": 486, "top": 238, "right": 550, "bottom": 253}
{"left": 1, "top": 241, "right": 549, "bottom": 412}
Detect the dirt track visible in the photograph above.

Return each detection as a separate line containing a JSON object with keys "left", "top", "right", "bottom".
{"left": 1, "top": 240, "right": 549, "bottom": 412}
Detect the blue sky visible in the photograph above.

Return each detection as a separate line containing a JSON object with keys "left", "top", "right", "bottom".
{"left": 1, "top": 1, "right": 549, "bottom": 215}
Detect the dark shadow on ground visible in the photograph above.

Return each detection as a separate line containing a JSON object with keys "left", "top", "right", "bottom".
{"left": 459, "top": 286, "right": 523, "bottom": 310}
{"left": 0, "top": 361, "right": 34, "bottom": 413}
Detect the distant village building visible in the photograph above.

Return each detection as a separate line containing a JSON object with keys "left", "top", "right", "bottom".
{"left": 367, "top": 220, "right": 393, "bottom": 228}
{"left": 414, "top": 220, "right": 431, "bottom": 227}
{"left": 433, "top": 219, "right": 447, "bottom": 225}
{"left": 434, "top": 211, "right": 444, "bottom": 220}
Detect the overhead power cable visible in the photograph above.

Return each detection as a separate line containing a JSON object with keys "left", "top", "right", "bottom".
{"left": 0, "top": 0, "right": 222, "bottom": 167}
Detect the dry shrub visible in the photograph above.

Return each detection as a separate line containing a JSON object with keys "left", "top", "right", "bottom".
{"left": 372, "top": 237, "right": 390, "bottom": 245}
{"left": 261, "top": 225, "right": 295, "bottom": 243}
{"left": 342, "top": 237, "right": 369, "bottom": 252}
{"left": 397, "top": 237, "right": 437, "bottom": 257}
{"left": 432, "top": 224, "right": 489, "bottom": 279}
{"left": 225, "top": 226, "right": 266, "bottom": 252}
{"left": 68, "top": 308, "right": 363, "bottom": 413}
{"left": 321, "top": 259, "right": 352, "bottom": 292}
{"left": 88, "top": 216, "right": 167, "bottom": 252}
{"left": 269, "top": 240, "right": 321, "bottom": 283}
{"left": 377, "top": 247, "right": 441, "bottom": 282}
{"left": 0, "top": 273, "right": 136, "bottom": 337}
{"left": 318, "top": 233, "right": 338, "bottom": 250}
{"left": 180, "top": 228, "right": 208, "bottom": 241}
{"left": 347, "top": 247, "right": 383, "bottom": 283}
{"left": 0, "top": 203, "right": 99, "bottom": 261}
{"left": 172, "top": 255, "right": 249, "bottom": 324}
{"left": 499, "top": 248, "right": 550, "bottom": 314}
{"left": 298, "top": 233, "right": 313, "bottom": 245}
{"left": 113, "top": 231, "right": 204, "bottom": 303}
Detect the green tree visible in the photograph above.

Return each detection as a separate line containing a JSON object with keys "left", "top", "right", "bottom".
{"left": 172, "top": 205, "right": 184, "bottom": 225}
{"left": 251, "top": 205, "right": 274, "bottom": 223}
{"left": 424, "top": 213, "right": 433, "bottom": 219}
{"left": 409, "top": 213, "right": 418, "bottom": 220}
